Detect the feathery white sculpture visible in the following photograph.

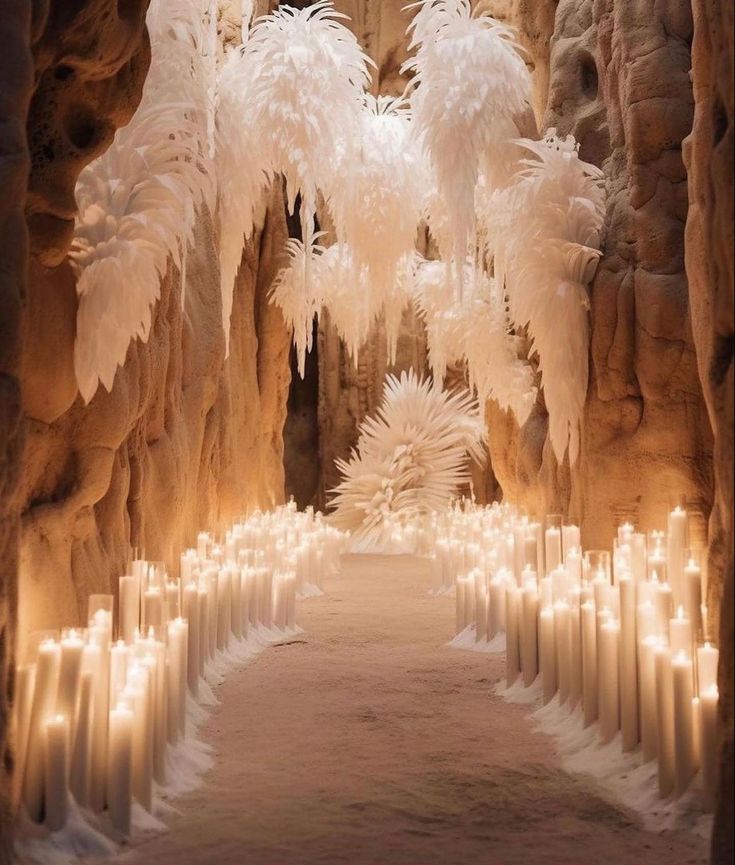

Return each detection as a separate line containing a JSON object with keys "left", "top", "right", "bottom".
{"left": 71, "top": 0, "right": 216, "bottom": 402}
{"left": 404, "top": 0, "right": 531, "bottom": 284}
{"left": 487, "top": 131, "right": 606, "bottom": 463}
{"left": 329, "top": 370, "right": 485, "bottom": 551}
{"left": 413, "top": 259, "right": 536, "bottom": 423}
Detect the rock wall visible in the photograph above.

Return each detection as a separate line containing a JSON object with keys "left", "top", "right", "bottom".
{"left": 0, "top": 2, "right": 34, "bottom": 856}
{"left": 683, "top": 1, "right": 734, "bottom": 860}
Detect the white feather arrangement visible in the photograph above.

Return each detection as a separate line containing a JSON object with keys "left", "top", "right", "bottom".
{"left": 328, "top": 95, "right": 425, "bottom": 305}
{"left": 215, "top": 48, "right": 270, "bottom": 355}
{"left": 487, "top": 130, "right": 606, "bottom": 464}
{"left": 242, "top": 1, "right": 372, "bottom": 242}
{"left": 404, "top": 0, "right": 531, "bottom": 280}
{"left": 329, "top": 370, "right": 485, "bottom": 551}
{"left": 71, "top": 0, "right": 216, "bottom": 402}
{"left": 413, "top": 258, "right": 536, "bottom": 422}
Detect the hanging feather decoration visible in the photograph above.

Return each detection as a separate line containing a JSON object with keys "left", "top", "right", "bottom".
{"left": 413, "top": 258, "right": 536, "bottom": 422}
{"left": 242, "top": 0, "right": 372, "bottom": 318}
{"left": 71, "top": 0, "right": 216, "bottom": 402}
{"left": 487, "top": 130, "right": 606, "bottom": 464}
{"left": 328, "top": 94, "right": 426, "bottom": 309}
{"left": 403, "top": 0, "right": 531, "bottom": 281}
{"left": 215, "top": 48, "right": 270, "bottom": 355}
{"left": 329, "top": 370, "right": 485, "bottom": 551}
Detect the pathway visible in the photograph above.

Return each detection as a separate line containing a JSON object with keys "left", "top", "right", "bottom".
{"left": 118, "top": 555, "right": 707, "bottom": 865}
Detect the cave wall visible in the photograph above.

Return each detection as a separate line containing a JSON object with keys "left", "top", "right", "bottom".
{"left": 682, "top": 1, "right": 734, "bottom": 860}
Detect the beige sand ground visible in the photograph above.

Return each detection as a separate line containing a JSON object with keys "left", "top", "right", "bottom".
{"left": 118, "top": 555, "right": 708, "bottom": 865}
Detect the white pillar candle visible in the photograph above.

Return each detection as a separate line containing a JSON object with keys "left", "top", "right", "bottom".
{"left": 119, "top": 575, "right": 140, "bottom": 644}
{"left": 286, "top": 573, "right": 297, "bottom": 630}
{"left": 183, "top": 583, "right": 200, "bottom": 696}
{"left": 166, "top": 620, "right": 187, "bottom": 744}
{"left": 216, "top": 569, "right": 231, "bottom": 651}
{"left": 638, "top": 636, "right": 660, "bottom": 763}
{"left": 23, "top": 639, "right": 61, "bottom": 822}
{"left": 70, "top": 670, "right": 93, "bottom": 807}
{"left": 598, "top": 619, "right": 620, "bottom": 744}
{"left": 684, "top": 558, "right": 703, "bottom": 642}
{"left": 564, "top": 547, "right": 582, "bottom": 588}
{"left": 636, "top": 600, "right": 657, "bottom": 643}
{"left": 123, "top": 669, "right": 152, "bottom": 811}
{"left": 44, "top": 715, "right": 69, "bottom": 831}
{"left": 667, "top": 506, "right": 688, "bottom": 607}
{"left": 488, "top": 576, "right": 506, "bottom": 638}
{"left": 230, "top": 567, "right": 243, "bottom": 639}
{"left": 197, "top": 531, "right": 210, "bottom": 559}
{"left": 539, "top": 606, "right": 557, "bottom": 704}
{"left": 165, "top": 580, "right": 181, "bottom": 622}
{"left": 545, "top": 527, "right": 562, "bottom": 574}
{"left": 699, "top": 685, "right": 719, "bottom": 809}
{"left": 672, "top": 652, "right": 697, "bottom": 796}
{"left": 554, "top": 601, "right": 571, "bottom": 705}
{"left": 550, "top": 567, "right": 567, "bottom": 604}
{"left": 88, "top": 613, "right": 111, "bottom": 815}
{"left": 207, "top": 569, "right": 219, "bottom": 655}
{"left": 107, "top": 703, "right": 133, "bottom": 836}
{"left": 521, "top": 584, "right": 539, "bottom": 687}
{"left": 12, "top": 664, "right": 35, "bottom": 806}
{"left": 669, "top": 606, "right": 692, "bottom": 655}
{"left": 654, "top": 579, "right": 673, "bottom": 640}
{"left": 142, "top": 587, "right": 163, "bottom": 636}
{"left": 561, "top": 525, "right": 581, "bottom": 562}
{"left": 475, "top": 589, "right": 488, "bottom": 643}
{"left": 654, "top": 645, "right": 675, "bottom": 797}
{"left": 630, "top": 533, "right": 647, "bottom": 582}
{"left": 697, "top": 643, "right": 719, "bottom": 694}
{"left": 505, "top": 586, "right": 521, "bottom": 688}
{"left": 618, "top": 577, "right": 639, "bottom": 752}
{"left": 109, "top": 640, "right": 129, "bottom": 708}
{"left": 569, "top": 600, "right": 582, "bottom": 710}
{"left": 592, "top": 572, "right": 611, "bottom": 612}
{"left": 57, "top": 630, "right": 84, "bottom": 750}
{"left": 197, "top": 586, "right": 209, "bottom": 671}
{"left": 455, "top": 578, "right": 467, "bottom": 635}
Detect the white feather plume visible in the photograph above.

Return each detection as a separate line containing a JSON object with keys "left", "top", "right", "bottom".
{"left": 487, "top": 130, "right": 606, "bottom": 463}
{"left": 329, "top": 370, "right": 486, "bottom": 551}
{"left": 404, "top": 0, "right": 531, "bottom": 277}
{"left": 413, "top": 258, "right": 536, "bottom": 422}
{"left": 328, "top": 95, "right": 425, "bottom": 303}
{"left": 71, "top": 0, "right": 216, "bottom": 402}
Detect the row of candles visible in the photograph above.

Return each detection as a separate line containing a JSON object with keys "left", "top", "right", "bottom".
{"left": 432, "top": 501, "right": 720, "bottom": 807}
{"left": 13, "top": 503, "right": 346, "bottom": 839}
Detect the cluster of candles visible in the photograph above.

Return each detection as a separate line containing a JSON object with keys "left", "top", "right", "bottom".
{"left": 13, "top": 502, "right": 346, "bottom": 839}
{"left": 431, "top": 500, "right": 720, "bottom": 807}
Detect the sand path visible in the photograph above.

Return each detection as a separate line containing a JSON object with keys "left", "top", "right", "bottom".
{"left": 118, "top": 554, "right": 707, "bottom": 865}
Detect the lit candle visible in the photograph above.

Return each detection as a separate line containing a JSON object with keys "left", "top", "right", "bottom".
{"left": 598, "top": 619, "right": 620, "bottom": 744}
{"left": 197, "top": 531, "right": 210, "bottom": 559}
{"left": 667, "top": 506, "right": 688, "bottom": 606}
{"left": 286, "top": 573, "right": 297, "bottom": 631}
{"left": 88, "top": 611, "right": 111, "bottom": 814}
{"left": 23, "top": 639, "right": 61, "bottom": 822}
{"left": 57, "top": 630, "right": 84, "bottom": 750}
{"left": 166, "top": 619, "right": 187, "bottom": 743}
{"left": 630, "top": 533, "right": 647, "bottom": 582}
{"left": 654, "top": 576, "right": 673, "bottom": 640}
{"left": 142, "top": 586, "right": 163, "bottom": 635}
{"left": 669, "top": 606, "right": 692, "bottom": 655}
{"left": 216, "top": 568, "right": 231, "bottom": 651}
{"left": 539, "top": 606, "right": 557, "bottom": 704}
{"left": 554, "top": 600, "right": 572, "bottom": 705}
{"left": 488, "top": 575, "right": 506, "bottom": 638}
{"left": 618, "top": 577, "right": 639, "bottom": 752}
{"left": 107, "top": 703, "right": 133, "bottom": 836}
{"left": 672, "top": 652, "right": 697, "bottom": 796}
{"left": 697, "top": 643, "right": 719, "bottom": 694}
{"left": 564, "top": 547, "right": 582, "bottom": 589}
{"left": 654, "top": 645, "right": 675, "bottom": 796}
{"left": 12, "top": 664, "right": 35, "bottom": 806}
{"left": 569, "top": 597, "right": 582, "bottom": 710}
{"left": 183, "top": 582, "right": 200, "bottom": 696}
{"left": 44, "top": 715, "right": 69, "bottom": 831}
{"left": 230, "top": 567, "right": 243, "bottom": 640}
{"left": 684, "top": 557, "right": 703, "bottom": 642}
{"left": 561, "top": 525, "right": 581, "bottom": 562}
{"left": 544, "top": 526, "right": 562, "bottom": 574}
{"left": 70, "top": 669, "right": 94, "bottom": 807}
{"left": 455, "top": 577, "right": 468, "bottom": 635}
{"left": 165, "top": 579, "right": 181, "bottom": 621}
{"left": 550, "top": 567, "right": 567, "bottom": 604}
{"left": 124, "top": 664, "right": 153, "bottom": 811}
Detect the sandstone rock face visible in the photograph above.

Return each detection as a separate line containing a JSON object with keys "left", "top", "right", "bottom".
{"left": 0, "top": 2, "right": 34, "bottom": 856}
{"left": 683, "top": 1, "right": 734, "bottom": 860}
{"left": 18, "top": 195, "right": 291, "bottom": 639}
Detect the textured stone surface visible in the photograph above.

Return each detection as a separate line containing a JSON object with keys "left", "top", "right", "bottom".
{"left": 0, "top": 3, "right": 34, "bottom": 855}
{"left": 683, "top": 1, "right": 734, "bottom": 860}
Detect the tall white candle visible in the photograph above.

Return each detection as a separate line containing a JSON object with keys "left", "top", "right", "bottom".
{"left": 142, "top": 586, "right": 163, "bottom": 635}
{"left": 630, "top": 533, "right": 647, "bottom": 582}
{"left": 118, "top": 575, "right": 140, "bottom": 644}
{"left": 488, "top": 575, "right": 507, "bottom": 637}
{"left": 672, "top": 652, "right": 697, "bottom": 796}
{"left": 554, "top": 601, "right": 572, "bottom": 705}
{"left": 521, "top": 583, "right": 539, "bottom": 687}
{"left": 654, "top": 645, "right": 675, "bottom": 797}
{"left": 638, "top": 636, "right": 660, "bottom": 762}
{"left": 505, "top": 585, "right": 521, "bottom": 688}
{"left": 699, "top": 684, "right": 719, "bottom": 809}
{"left": 183, "top": 583, "right": 200, "bottom": 696}
{"left": 684, "top": 558, "right": 703, "bottom": 642}
{"left": 44, "top": 715, "right": 69, "bottom": 831}
{"left": 109, "top": 640, "right": 129, "bottom": 709}
{"left": 88, "top": 612, "right": 111, "bottom": 814}
{"left": 618, "top": 577, "right": 639, "bottom": 752}
{"left": 598, "top": 619, "right": 620, "bottom": 744}
{"left": 539, "top": 606, "right": 557, "bottom": 704}
{"left": 545, "top": 527, "right": 562, "bottom": 574}
{"left": 124, "top": 665, "right": 153, "bottom": 811}
{"left": 697, "top": 643, "right": 719, "bottom": 694}
{"left": 669, "top": 606, "right": 692, "bottom": 655}
{"left": 667, "top": 506, "right": 688, "bottom": 606}
{"left": 216, "top": 569, "right": 231, "bottom": 651}
{"left": 70, "top": 669, "right": 94, "bottom": 807}
{"left": 12, "top": 664, "right": 35, "bottom": 806}
{"left": 57, "top": 630, "right": 84, "bottom": 750}
{"left": 107, "top": 703, "right": 133, "bottom": 836}
{"left": 561, "top": 525, "right": 581, "bottom": 562}
{"left": 569, "top": 599, "right": 582, "bottom": 709}
{"left": 23, "top": 639, "right": 61, "bottom": 822}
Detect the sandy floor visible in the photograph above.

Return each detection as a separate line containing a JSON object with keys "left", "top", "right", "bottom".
{"left": 117, "top": 555, "right": 707, "bottom": 865}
